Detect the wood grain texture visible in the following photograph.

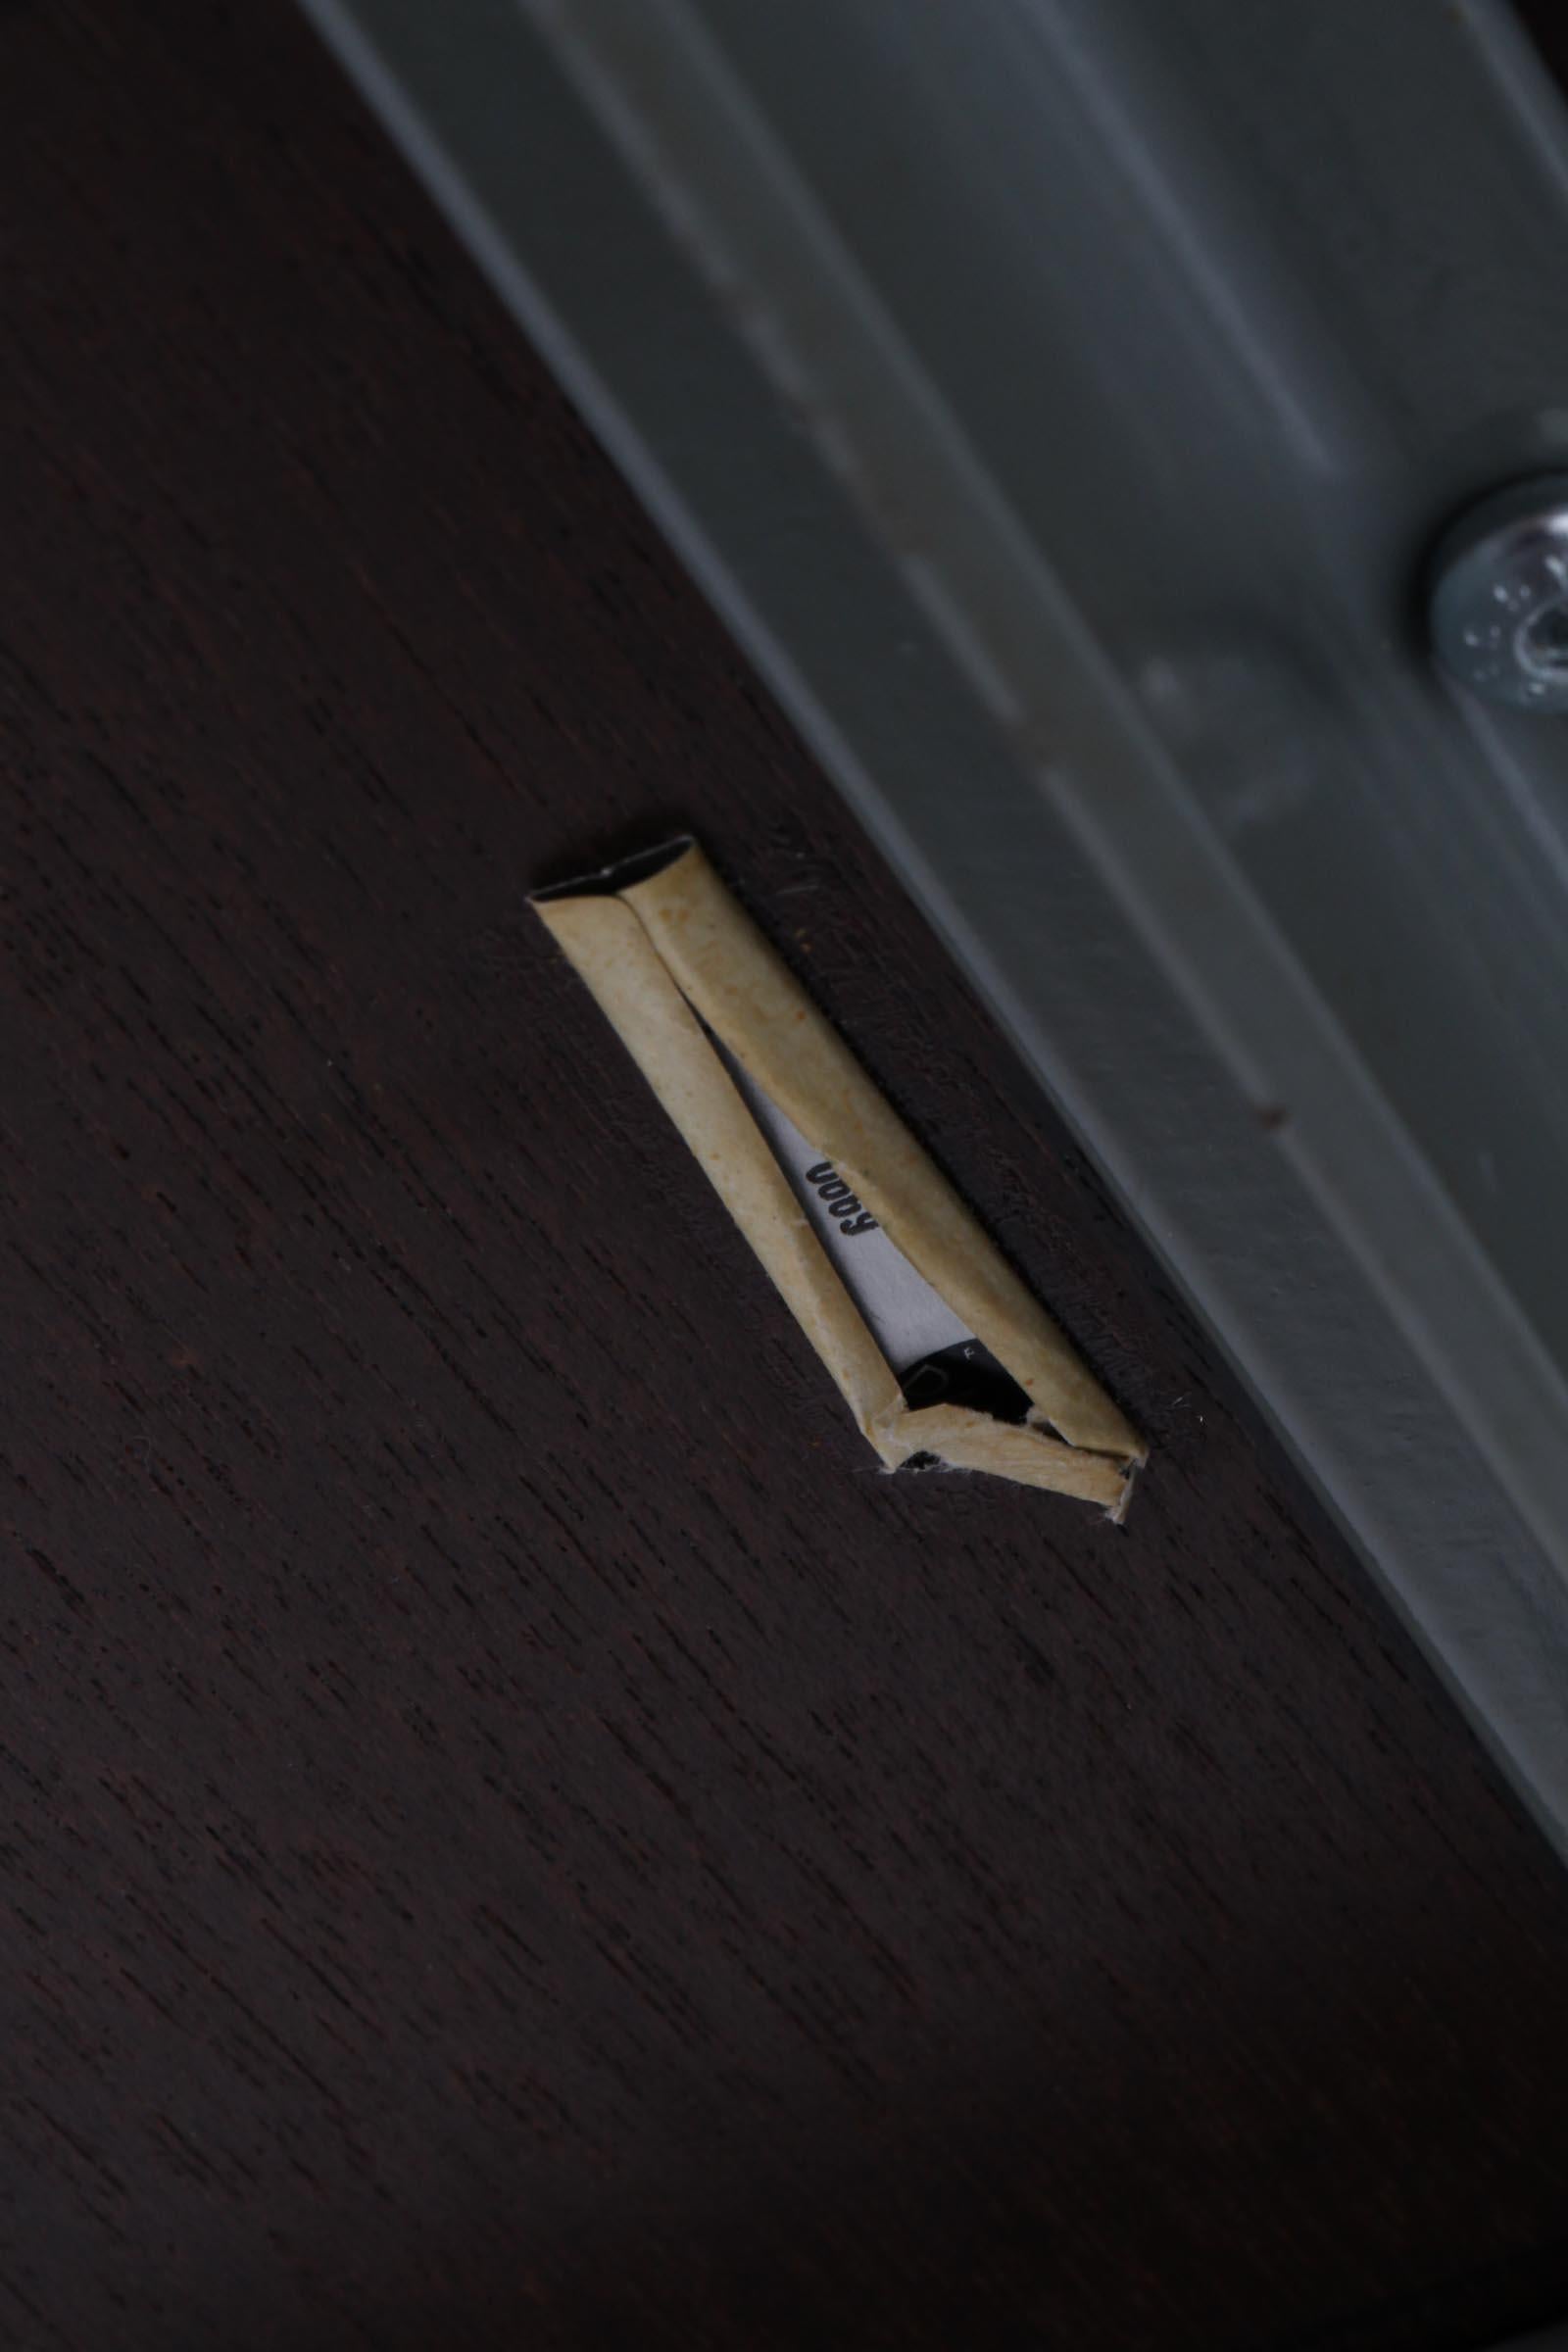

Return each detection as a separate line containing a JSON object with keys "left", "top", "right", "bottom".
{"left": 3, "top": 5, "right": 1568, "bottom": 2347}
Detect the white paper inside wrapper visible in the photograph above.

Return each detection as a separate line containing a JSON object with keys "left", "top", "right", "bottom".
{"left": 715, "top": 1038, "right": 972, "bottom": 1374}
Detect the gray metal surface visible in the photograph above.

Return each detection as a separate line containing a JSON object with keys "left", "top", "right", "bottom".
{"left": 299, "top": 0, "right": 1568, "bottom": 1851}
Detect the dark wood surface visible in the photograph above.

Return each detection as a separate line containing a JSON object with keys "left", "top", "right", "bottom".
{"left": 5, "top": 5, "right": 1568, "bottom": 2347}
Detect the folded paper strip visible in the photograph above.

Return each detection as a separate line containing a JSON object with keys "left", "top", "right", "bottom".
{"left": 534, "top": 840, "right": 1145, "bottom": 1517}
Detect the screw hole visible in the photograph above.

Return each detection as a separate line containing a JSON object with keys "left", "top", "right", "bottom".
{"left": 1517, "top": 601, "right": 1568, "bottom": 678}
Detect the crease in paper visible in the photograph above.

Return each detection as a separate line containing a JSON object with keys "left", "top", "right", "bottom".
{"left": 533, "top": 839, "right": 1146, "bottom": 1518}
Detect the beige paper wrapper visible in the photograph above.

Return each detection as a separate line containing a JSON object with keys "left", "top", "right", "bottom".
{"left": 535, "top": 841, "right": 1145, "bottom": 1517}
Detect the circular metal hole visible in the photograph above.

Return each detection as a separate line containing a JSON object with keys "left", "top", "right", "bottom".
{"left": 1427, "top": 474, "right": 1568, "bottom": 711}
{"left": 1517, "top": 601, "right": 1568, "bottom": 679}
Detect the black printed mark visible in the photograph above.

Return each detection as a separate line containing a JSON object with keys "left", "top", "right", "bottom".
{"left": 804, "top": 1160, "right": 877, "bottom": 1237}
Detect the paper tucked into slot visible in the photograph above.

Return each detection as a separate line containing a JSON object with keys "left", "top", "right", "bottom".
{"left": 533, "top": 839, "right": 1145, "bottom": 1516}
{"left": 715, "top": 1037, "right": 972, "bottom": 1372}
